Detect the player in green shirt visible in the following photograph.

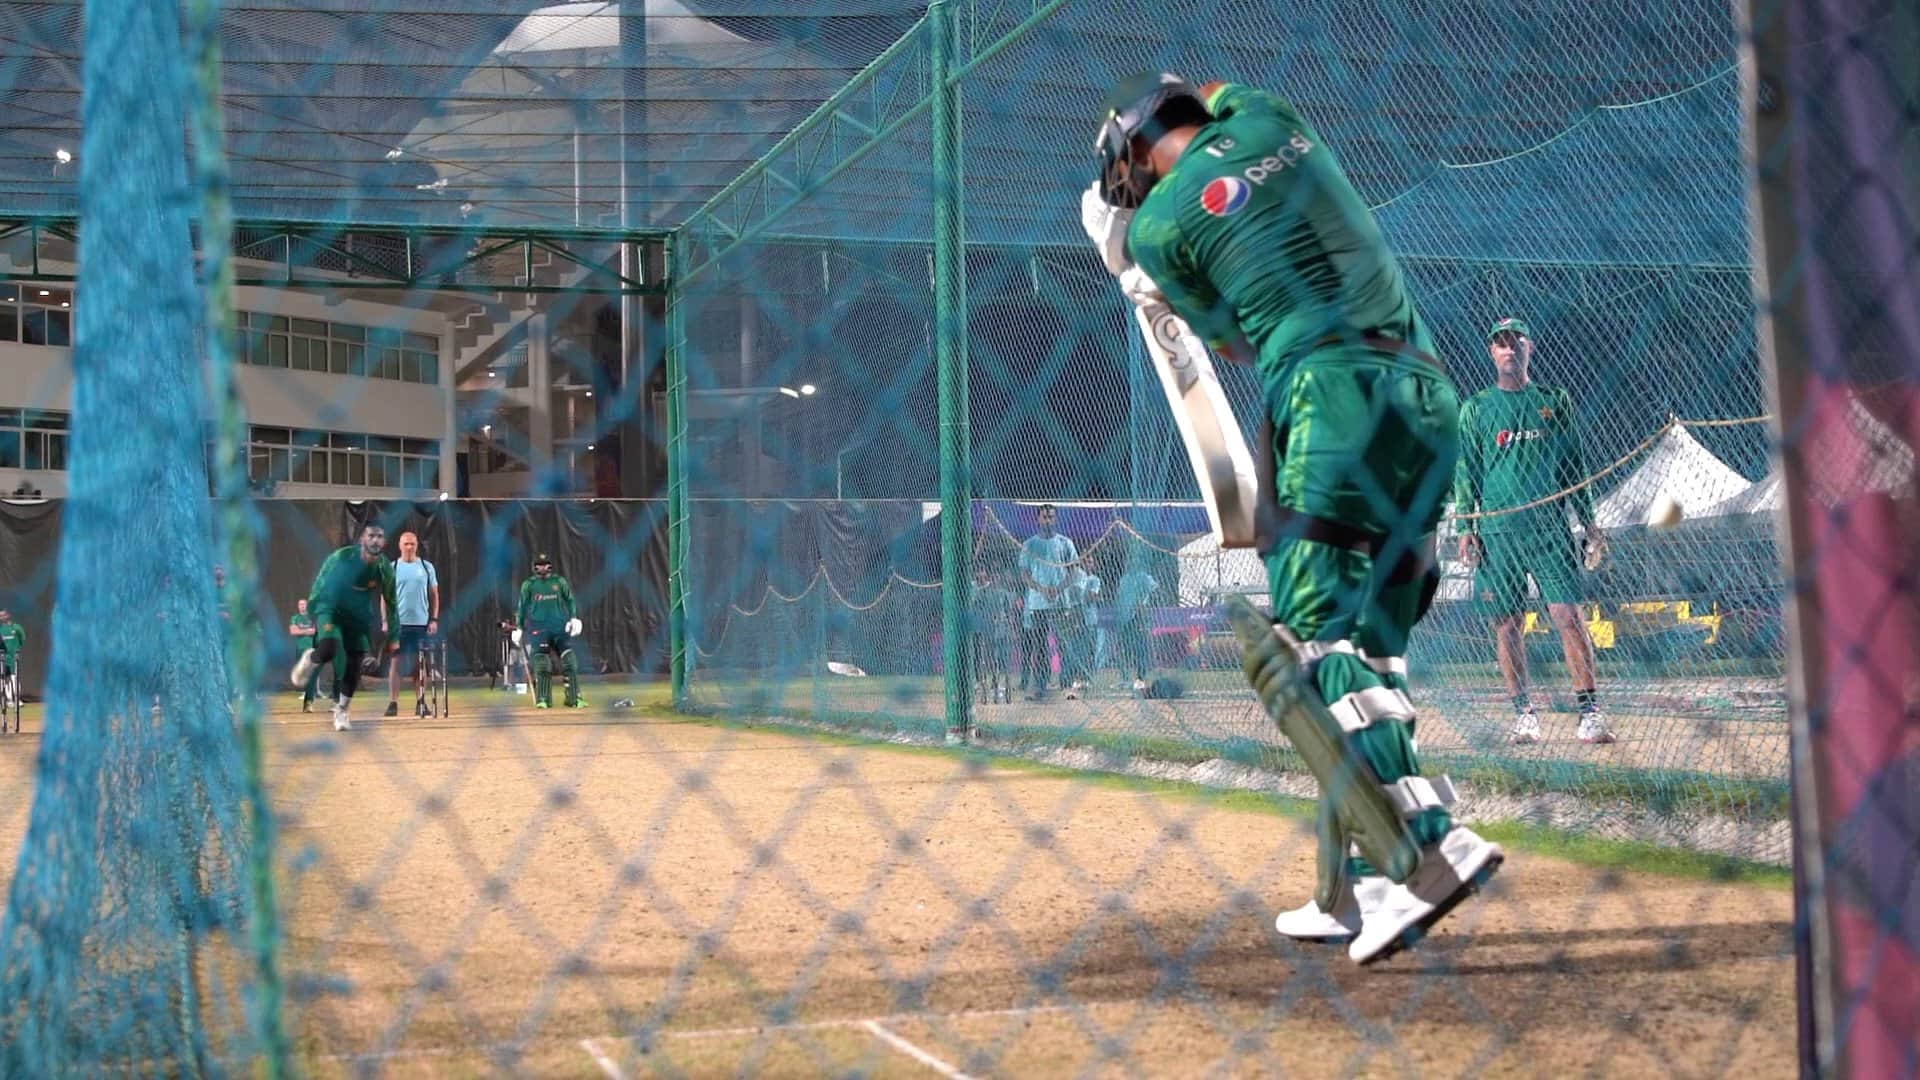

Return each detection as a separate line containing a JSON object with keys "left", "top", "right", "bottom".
{"left": 1452, "top": 317, "right": 1613, "bottom": 745}
{"left": 289, "top": 598, "right": 320, "bottom": 712}
{"left": 514, "top": 553, "right": 583, "bottom": 709}
{"left": 289, "top": 523, "right": 398, "bottom": 731}
{"left": 1084, "top": 73, "right": 1500, "bottom": 964}
{"left": 0, "top": 608, "right": 24, "bottom": 677}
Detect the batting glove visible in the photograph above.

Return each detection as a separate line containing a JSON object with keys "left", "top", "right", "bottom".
{"left": 1119, "top": 265, "right": 1165, "bottom": 308}
{"left": 511, "top": 628, "right": 523, "bottom": 647}
{"left": 1080, "top": 182, "right": 1135, "bottom": 278}
{"left": 566, "top": 618, "right": 582, "bottom": 637}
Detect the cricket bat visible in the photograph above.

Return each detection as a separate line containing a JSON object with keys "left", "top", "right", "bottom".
{"left": 1132, "top": 299, "right": 1261, "bottom": 548}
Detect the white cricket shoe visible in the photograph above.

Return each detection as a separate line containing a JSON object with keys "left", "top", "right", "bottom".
{"left": 1576, "top": 710, "right": 1616, "bottom": 744}
{"left": 1348, "top": 826, "right": 1504, "bottom": 965}
{"left": 1132, "top": 678, "right": 1149, "bottom": 695}
{"left": 331, "top": 703, "right": 352, "bottom": 732}
{"left": 1274, "top": 894, "right": 1362, "bottom": 942}
{"left": 1508, "top": 708, "right": 1542, "bottom": 745}
{"left": 290, "top": 648, "right": 318, "bottom": 690}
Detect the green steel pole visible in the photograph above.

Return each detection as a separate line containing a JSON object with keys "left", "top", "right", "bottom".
{"left": 665, "top": 234, "right": 691, "bottom": 708}
{"left": 930, "top": 0, "right": 973, "bottom": 740}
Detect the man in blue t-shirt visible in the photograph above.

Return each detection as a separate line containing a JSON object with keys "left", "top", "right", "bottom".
{"left": 385, "top": 530, "right": 440, "bottom": 717}
{"left": 1017, "top": 503, "right": 1078, "bottom": 701}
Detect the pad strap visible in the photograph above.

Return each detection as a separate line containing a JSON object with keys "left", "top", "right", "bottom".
{"left": 1359, "top": 652, "right": 1408, "bottom": 678}
{"left": 1383, "top": 775, "right": 1457, "bottom": 817}
{"left": 1327, "top": 685, "right": 1412, "bottom": 733}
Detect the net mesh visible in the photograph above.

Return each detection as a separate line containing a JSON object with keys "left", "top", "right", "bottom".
{"left": 1, "top": 0, "right": 1914, "bottom": 1073}
{"left": 680, "top": 0, "right": 1789, "bottom": 864}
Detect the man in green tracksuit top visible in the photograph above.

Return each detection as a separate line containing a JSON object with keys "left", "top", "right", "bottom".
{"left": 515, "top": 552, "right": 583, "bottom": 709}
{"left": 1453, "top": 316, "right": 1613, "bottom": 745}
{"left": 290, "top": 523, "right": 398, "bottom": 732}
{"left": 0, "top": 608, "right": 24, "bottom": 679}
{"left": 1082, "top": 72, "right": 1501, "bottom": 964}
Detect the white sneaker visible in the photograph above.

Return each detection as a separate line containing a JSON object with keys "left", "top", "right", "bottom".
{"left": 1063, "top": 683, "right": 1082, "bottom": 701}
{"left": 1132, "top": 678, "right": 1149, "bottom": 695}
{"left": 331, "top": 704, "right": 352, "bottom": 732}
{"left": 1274, "top": 895, "right": 1362, "bottom": 941}
{"left": 1576, "top": 710, "right": 1616, "bottom": 744}
{"left": 1348, "top": 826, "right": 1504, "bottom": 965}
{"left": 1508, "top": 709, "right": 1542, "bottom": 745}
{"left": 290, "top": 648, "right": 318, "bottom": 689}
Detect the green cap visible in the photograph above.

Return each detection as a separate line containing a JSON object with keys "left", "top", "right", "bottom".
{"left": 533, "top": 552, "right": 553, "bottom": 565}
{"left": 1487, "top": 316, "right": 1531, "bottom": 342}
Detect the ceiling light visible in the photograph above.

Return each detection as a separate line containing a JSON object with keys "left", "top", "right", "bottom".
{"left": 800, "top": 383, "right": 817, "bottom": 396}
{"left": 584, "top": 390, "right": 593, "bottom": 397}
{"left": 778, "top": 386, "right": 800, "bottom": 398}
{"left": 54, "top": 149, "right": 71, "bottom": 165}
{"left": 482, "top": 424, "right": 492, "bottom": 434}
{"left": 587, "top": 444, "right": 595, "bottom": 450}
{"left": 385, "top": 148, "right": 404, "bottom": 160}
{"left": 38, "top": 290, "right": 49, "bottom": 297}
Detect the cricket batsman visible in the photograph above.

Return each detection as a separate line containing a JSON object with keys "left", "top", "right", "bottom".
{"left": 1082, "top": 73, "right": 1502, "bottom": 963}
{"left": 290, "top": 523, "right": 398, "bottom": 732}
{"left": 515, "top": 553, "right": 584, "bottom": 709}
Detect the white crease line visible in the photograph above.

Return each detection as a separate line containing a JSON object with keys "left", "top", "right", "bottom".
{"left": 863, "top": 1019, "right": 975, "bottom": 1080}
{"left": 579, "top": 1037, "right": 628, "bottom": 1080}
{"left": 654, "top": 1000, "right": 1078, "bottom": 1041}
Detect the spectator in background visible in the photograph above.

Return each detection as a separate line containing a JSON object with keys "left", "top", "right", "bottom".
{"left": 1114, "top": 555, "right": 1160, "bottom": 693}
{"left": 1018, "top": 504, "right": 1077, "bottom": 702}
{"left": 0, "top": 608, "right": 24, "bottom": 683}
{"left": 385, "top": 530, "right": 440, "bottom": 717}
{"left": 1072, "top": 556, "right": 1106, "bottom": 693}
{"left": 970, "top": 567, "right": 1017, "bottom": 704}
{"left": 289, "top": 598, "right": 320, "bottom": 712}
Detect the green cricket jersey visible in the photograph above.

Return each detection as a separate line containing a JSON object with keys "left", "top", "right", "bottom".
{"left": 289, "top": 612, "right": 313, "bottom": 637}
{"left": 0, "top": 622, "right": 22, "bottom": 659}
{"left": 1126, "top": 83, "right": 1432, "bottom": 380}
{"left": 1452, "top": 383, "right": 1594, "bottom": 536}
{"left": 517, "top": 574, "right": 576, "bottom": 632}
{"left": 309, "top": 545, "right": 398, "bottom": 626}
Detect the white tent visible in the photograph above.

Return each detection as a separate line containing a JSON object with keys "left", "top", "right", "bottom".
{"left": 1174, "top": 531, "right": 1266, "bottom": 606}
{"left": 1592, "top": 424, "right": 1754, "bottom": 528}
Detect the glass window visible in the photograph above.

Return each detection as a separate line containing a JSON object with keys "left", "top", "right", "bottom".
{"left": 0, "top": 409, "right": 18, "bottom": 426}
{"left": 43, "top": 432, "right": 67, "bottom": 471}
{"left": 248, "top": 447, "right": 271, "bottom": 482}
{"left": 0, "top": 287, "right": 17, "bottom": 303}
{"left": 267, "top": 335, "right": 289, "bottom": 367}
{"left": 0, "top": 306, "right": 16, "bottom": 342}
{"left": 252, "top": 427, "right": 290, "bottom": 445}
{"left": 330, "top": 450, "right": 349, "bottom": 482}
{"left": 403, "top": 332, "right": 436, "bottom": 352}
{"left": 330, "top": 323, "right": 364, "bottom": 343}
{"left": 0, "top": 431, "right": 19, "bottom": 469}
{"left": 25, "top": 411, "right": 66, "bottom": 431}
{"left": 264, "top": 315, "right": 288, "bottom": 331}
{"left": 22, "top": 310, "right": 48, "bottom": 345}
{"left": 290, "top": 450, "right": 312, "bottom": 484}
{"left": 346, "top": 454, "right": 366, "bottom": 486}
{"left": 291, "top": 318, "right": 326, "bottom": 337}
{"left": 45, "top": 309, "right": 69, "bottom": 347}
{"left": 245, "top": 331, "right": 269, "bottom": 366}
{"left": 368, "top": 434, "right": 402, "bottom": 454}
{"left": 269, "top": 447, "right": 291, "bottom": 482}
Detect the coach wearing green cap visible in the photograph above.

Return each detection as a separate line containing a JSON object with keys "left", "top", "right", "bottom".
{"left": 1452, "top": 316, "right": 1614, "bottom": 746}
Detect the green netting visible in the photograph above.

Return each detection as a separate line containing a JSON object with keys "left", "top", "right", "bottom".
{"left": 677, "top": 1, "right": 1790, "bottom": 864}
{"left": 6, "top": 0, "right": 1916, "bottom": 1073}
